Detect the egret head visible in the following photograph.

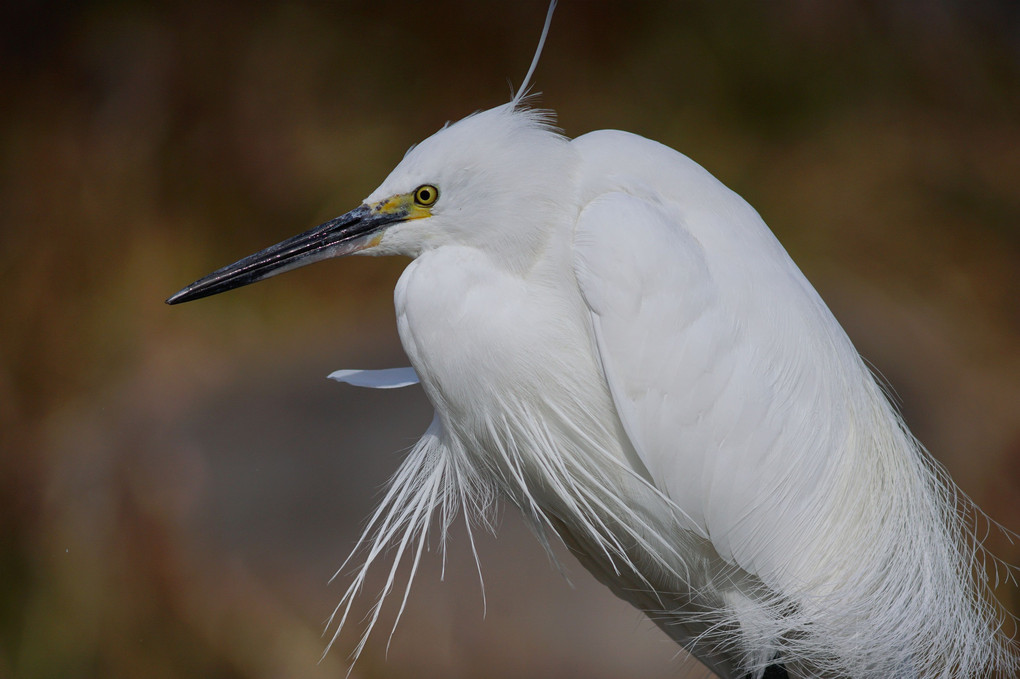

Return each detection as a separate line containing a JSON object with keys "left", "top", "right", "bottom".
{"left": 361, "top": 103, "right": 571, "bottom": 259}
{"left": 166, "top": 103, "right": 571, "bottom": 305}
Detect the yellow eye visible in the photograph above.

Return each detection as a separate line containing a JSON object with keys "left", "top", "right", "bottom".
{"left": 413, "top": 184, "right": 439, "bottom": 207}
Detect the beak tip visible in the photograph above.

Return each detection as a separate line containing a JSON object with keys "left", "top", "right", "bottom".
{"left": 166, "top": 286, "right": 200, "bottom": 305}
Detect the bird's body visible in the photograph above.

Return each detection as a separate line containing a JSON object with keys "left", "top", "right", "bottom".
{"left": 167, "top": 17, "right": 1018, "bottom": 678}
{"left": 340, "top": 107, "right": 1013, "bottom": 678}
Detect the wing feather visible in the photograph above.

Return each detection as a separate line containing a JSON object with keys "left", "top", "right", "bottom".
{"left": 571, "top": 181, "right": 841, "bottom": 579}
{"left": 568, "top": 132, "right": 1016, "bottom": 677}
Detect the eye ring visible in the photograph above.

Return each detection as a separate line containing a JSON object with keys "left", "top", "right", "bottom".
{"left": 413, "top": 184, "right": 439, "bottom": 207}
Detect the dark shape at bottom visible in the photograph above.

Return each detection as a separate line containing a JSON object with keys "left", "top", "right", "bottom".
{"left": 751, "top": 664, "right": 789, "bottom": 679}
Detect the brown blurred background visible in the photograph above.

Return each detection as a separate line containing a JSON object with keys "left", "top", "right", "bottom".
{"left": 2, "top": 1, "right": 1019, "bottom": 678}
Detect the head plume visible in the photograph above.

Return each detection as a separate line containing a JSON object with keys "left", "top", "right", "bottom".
{"left": 511, "top": 1, "right": 557, "bottom": 108}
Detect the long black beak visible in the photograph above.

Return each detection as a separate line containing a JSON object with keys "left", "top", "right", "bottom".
{"left": 166, "top": 204, "right": 403, "bottom": 305}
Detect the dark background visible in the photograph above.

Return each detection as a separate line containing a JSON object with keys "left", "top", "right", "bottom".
{"left": 2, "top": 2, "right": 1019, "bottom": 677}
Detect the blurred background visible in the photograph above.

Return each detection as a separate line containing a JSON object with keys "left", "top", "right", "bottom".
{"left": 2, "top": 1, "right": 1019, "bottom": 677}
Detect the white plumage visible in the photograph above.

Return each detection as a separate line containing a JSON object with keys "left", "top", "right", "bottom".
{"left": 167, "top": 9, "right": 1019, "bottom": 678}
{"left": 332, "top": 105, "right": 1016, "bottom": 678}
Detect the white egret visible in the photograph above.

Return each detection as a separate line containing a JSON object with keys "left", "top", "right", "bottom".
{"left": 168, "top": 6, "right": 1018, "bottom": 678}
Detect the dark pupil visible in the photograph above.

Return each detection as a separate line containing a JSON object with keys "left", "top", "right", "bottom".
{"left": 418, "top": 188, "right": 431, "bottom": 202}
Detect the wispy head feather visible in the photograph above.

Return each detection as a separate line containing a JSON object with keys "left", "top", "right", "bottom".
{"left": 511, "top": 0, "right": 557, "bottom": 107}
